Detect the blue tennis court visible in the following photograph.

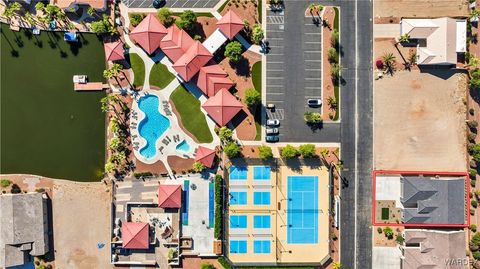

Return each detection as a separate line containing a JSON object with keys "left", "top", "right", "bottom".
{"left": 230, "top": 166, "right": 248, "bottom": 180}
{"left": 287, "top": 176, "right": 318, "bottom": 244}
{"left": 230, "top": 215, "right": 247, "bottom": 228}
{"left": 230, "top": 191, "right": 247, "bottom": 205}
{"left": 254, "top": 166, "right": 271, "bottom": 180}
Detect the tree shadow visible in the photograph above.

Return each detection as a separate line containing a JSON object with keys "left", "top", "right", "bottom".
{"left": 230, "top": 57, "right": 251, "bottom": 77}
{"left": 306, "top": 121, "right": 324, "bottom": 132}
{"left": 1, "top": 27, "right": 20, "bottom": 57}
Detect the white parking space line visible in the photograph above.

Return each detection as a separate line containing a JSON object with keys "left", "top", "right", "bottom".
{"left": 305, "top": 86, "right": 322, "bottom": 89}
{"left": 305, "top": 78, "right": 321, "bottom": 80}
{"left": 182, "top": 0, "right": 188, "bottom": 7}
{"left": 268, "top": 30, "right": 284, "bottom": 32}
{"left": 203, "top": 0, "right": 212, "bottom": 7}
{"left": 267, "top": 85, "right": 284, "bottom": 87}
{"left": 269, "top": 37, "right": 283, "bottom": 40}
{"left": 304, "top": 51, "right": 321, "bottom": 53}
{"left": 306, "top": 68, "right": 321, "bottom": 71}
{"left": 305, "top": 41, "right": 321, "bottom": 44}
{"left": 139, "top": 0, "right": 146, "bottom": 7}
{"left": 267, "top": 61, "right": 284, "bottom": 64}
{"left": 306, "top": 59, "right": 322, "bottom": 62}
{"left": 170, "top": 0, "right": 179, "bottom": 6}
{"left": 268, "top": 53, "right": 283, "bottom": 56}
{"left": 267, "top": 92, "right": 285, "bottom": 95}
{"left": 268, "top": 69, "right": 284, "bottom": 71}
{"left": 307, "top": 32, "right": 322, "bottom": 35}
{"left": 267, "top": 77, "right": 284, "bottom": 79}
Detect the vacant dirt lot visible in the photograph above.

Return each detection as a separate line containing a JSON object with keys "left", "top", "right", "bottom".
{"left": 374, "top": 0, "right": 469, "bottom": 22}
{"left": 374, "top": 69, "right": 467, "bottom": 171}
{"left": 52, "top": 180, "right": 112, "bottom": 269}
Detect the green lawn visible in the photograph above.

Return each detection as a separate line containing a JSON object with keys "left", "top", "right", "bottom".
{"left": 252, "top": 61, "right": 262, "bottom": 141}
{"left": 257, "top": 0, "right": 262, "bottom": 22}
{"left": 171, "top": 84, "right": 213, "bottom": 143}
{"left": 130, "top": 53, "right": 145, "bottom": 87}
{"left": 149, "top": 62, "right": 174, "bottom": 89}
{"left": 381, "top": 208, "right": 390, "bottom": 220}
{"left": 217, "top": 0, "right": 230, "bottom": 12}
{"left": 333, "top": 7, "right": 340, "bottom": 121}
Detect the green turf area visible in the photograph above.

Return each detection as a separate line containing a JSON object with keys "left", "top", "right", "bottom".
{"left": 252, "top": 61, "right": 262, "bottom": 140}
{"left": 381, "top": 208, "right": 389, "bottom": 220}
{"left": 257, "top": 0, "right": 262, "bottom": 22}
{"left": 129, "top": 53, "right": 145, "bottom": 87}
{"left": 170, "top": 84, "right": 213, "bottom": 143}
{"left": 333, "top": 7, "right": 340, "bottom": 121}
{"left": 149, "top": 61, "right": 174, "bottom": 89}
{"left": 1, "top": 24, "right": 105, "bottom": 181}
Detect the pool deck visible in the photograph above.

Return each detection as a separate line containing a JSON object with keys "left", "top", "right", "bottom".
{"left": 227, "top": 163, "right": 330, "bottom": 265}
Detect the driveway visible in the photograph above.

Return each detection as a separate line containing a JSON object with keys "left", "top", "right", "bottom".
{"left": 123, "top": 0, "right": 220, "bottom": 9}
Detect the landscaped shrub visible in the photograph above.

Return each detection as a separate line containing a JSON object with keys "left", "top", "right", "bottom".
{"left": 472, "top": 199, "right": 478, "bottom": 208}
{"left": 472, "top": 144, "right": 480, "bottom": 162}
{"left": 192, "top": 161, "right": 205, "bottom": 173}
{"left": 281, "top": 145, "right": 299, "bottom": 159}
{"left": 395, "top": 234, "right": 405, "bottom": 244}
{"left": 157, "top": 7, "right": 175, "bottom": 26}
{"left": 299, "top": 144, "right": 316, "bottom": 158}
{"left": 472, "top": 224, "right": 478, "bottom": 232}
{"left": 176, "top": 10, "right": 197, "bottom": 32}
{"left": 10, "top": 184, "right": 21, "bottom": 194}
{"left": 244, "top": 88, "right": 261, "bottom": 107}
{"left": 259, "top": 145, "right": 273, "bottom": 160}
{"left": 224, "top": 142, "right": 241, "bottom": 158}
{"left": 129, "top": 13, "right": 146, "bottom": 27}
{"left": 331, "top": 29, "right": 339, "bottom": 48}
{"left": 218, "top": 257, "right": 233, "bottom": 269}
{"left": 377, "top": 227, "right": 382, "bottom": 234}
{"left": 383, "top": 226, "right": 394, "bottom": 239}
{"left": 214, "top": 175, "right": 223, "bottom": 239}
{"left": 252, "top": 24, "right": 264, "bottom": 44}
{"left": 472, "top": 179, "right": 477, "bottom": 187}
{"left": 473, "top": 251, "right": 480, "bottom": 260}
{"left": 471, "top": 69, "right": 480, "bottom": 89}
{"left": 471, "top": 169, "right": 478, "bottom": 179}
{"left": 327, "top": 47, "right": 338, "bottom": 63}
{"left": 470, "top": 132, "right": 477, "bottom": 142}
{"left": 133, "top": 172, "right": 153, "bottom": 179}
{"left": 304, "top": 112, "right": 323, "bottom": 123}
{"left": 0, "top": 179, "right": 12, "bottom": 188}
{"left": 201, "top": 262, "right": 215, "bottom": 269}
{"left": 469, "top": 120, "right": 479, "bottom": 129}
{"left": 375, "top": 59, "right": 384, "bottom": 69}
{"left": 218, "top": 126, "right": 233, "bottom": 142}
{"left": 225, "top": 41, "right": 243, "bottom": 63}
{"left": 471, "top": 108, "right": 476, "bottom": 116}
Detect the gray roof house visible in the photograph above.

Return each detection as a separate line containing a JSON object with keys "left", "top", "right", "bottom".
{"left": 401, "top": 176, "right": 465, "bottom": 225}
{"left": 402, "top": 229, "right": 467, "bottom": 269}
{"left": 0, "top": 193, "right": 49, "bottom": 268}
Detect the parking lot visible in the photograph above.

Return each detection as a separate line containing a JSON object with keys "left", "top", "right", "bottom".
{"left": 123, "top": 0, "right": 220, "bottom": 9}
{"left": 266, "top": 3, "right": 339, "bottom": 142}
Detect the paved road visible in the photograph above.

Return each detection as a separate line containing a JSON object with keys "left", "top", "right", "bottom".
{"left": 123, "top": 0, "right": 220, "bottom": 9}
{"left": 265, "top": 0, "right": 373, "bottom": 268}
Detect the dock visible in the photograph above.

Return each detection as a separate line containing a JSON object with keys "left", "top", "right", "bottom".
{"left": 74, "top": 82, "right": 109, "bottom": 91}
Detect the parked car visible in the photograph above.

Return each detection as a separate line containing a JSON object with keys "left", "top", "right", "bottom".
{"left": 307, "top": 98, "right": 322, "bottom": 107}
{"left": 266, "top": 135, "right": 279, "bottom": 143}
{"left": 153, "top": 0, "right": 165, "bottom": 8}
{"left": 266, "top": 128, "right": 279, "bottom": 135}
{"left": 266, "top": 119, "right": 280, "bottom": 126}
{"left": 267, "top": 103, "right": 275, "bottom": 110}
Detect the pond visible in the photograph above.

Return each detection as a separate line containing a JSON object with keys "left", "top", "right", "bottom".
{"left": 0, "top": 24, "right": 106, "bottom": 181}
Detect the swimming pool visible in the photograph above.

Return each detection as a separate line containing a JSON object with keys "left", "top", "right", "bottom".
{"left": 176, "top": 139, "right": 190, "bottom": 152}
{"left": 287, "top": 175, "right": 318, "bottom": 244}
{"left": 138, "top": 95, "right": 170, "bottom": 159}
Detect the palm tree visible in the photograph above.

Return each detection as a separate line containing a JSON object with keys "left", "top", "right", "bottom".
{"left": 399, "top": 33, "right": 410, "bottom": 43}
{"left": 2, "top": 8, "right": 14, "bottom": 23}
{"left": 471, "top": 9, "right": 480, "bottom": 21}
{"left": 101, "top": 95, "right": 126, "bottom": 125}
{"left": 308, "top": 3, "right": 317, "bottom": 14}
{"left": 316, "top": 4, "right": 324, "bottom": 13}
{"left": 332, "top": 261, "right": 342, "bottom": 269}
{"left": 382, "top": 53, "right": 396, "bottom": 74}
{"left": 24, "top": 11, "right": 35, "bottom": 26}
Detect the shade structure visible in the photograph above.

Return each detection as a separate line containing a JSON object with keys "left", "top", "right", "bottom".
{"left": 130, "top": 14, "right": 167, "bottom": 54}
{"left": 196, "top": 64, "right": 232, "bottom": 97}
{"left": 195, "top": 146, "right": 216, "bottom": 168}
{"left": 122, "top": 222, "right": 149, "bottom": 249}
{"left": 104, "top": 40, "right": 125, "bottom": 61}
{"left": 173, "top": 41, "right": 213, "bottom": 81}
{"left": 158, "top": 185, "right": 182, "bottom": 208}
{"left": 216, "top": 10, "right": 244, "bottom": 39}
{"left": 202, "top": 88, "right": 243, "bottom": 126}
{"left": 160, "top": 25, "right": 195, "bottom": 63}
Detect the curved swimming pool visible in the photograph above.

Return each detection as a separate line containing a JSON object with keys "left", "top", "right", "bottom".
{"left": 176, "top": 139, "right": 190, "bottom": 152}
{"left": 138, "top": 95, "right": 170, "bottom": 159}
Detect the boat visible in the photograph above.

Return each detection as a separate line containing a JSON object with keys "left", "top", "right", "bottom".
{"left": 73, "top": 75, "right": 87, "bottom": 84}
{"left": 64, "top": 32, "right": 78, "bottom": 42}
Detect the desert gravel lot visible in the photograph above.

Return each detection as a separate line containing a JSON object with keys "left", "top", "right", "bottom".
{"left": 374, "top": 0, "right": 469, "bottom": 19}
{"left": 374, "top": 69, "right": 467, "bottom": 171}
{"left": 52, "top": 181, "right": 111, "bottom": 269}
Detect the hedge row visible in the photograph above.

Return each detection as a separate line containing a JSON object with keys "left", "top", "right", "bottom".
{"left": 214, "top": 174, "right": 223, "bottom": 239}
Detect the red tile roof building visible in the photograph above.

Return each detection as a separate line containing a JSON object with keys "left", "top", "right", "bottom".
{"left": 216, "top": 10, "right": 244, "bottom": 39}
{"left": 195, "top": 146, "right": 216, "bottom": 168}
{"left": 122, "top": 222, "right": 149, "bottom": 249}
{"left": 160, "top": 25, "right": 195, "bottom": 63}
{"left": 173, "top": 41, "right": 213, "bottom": 81}
{"left": 130, "top": 14, "right": 167, "bottom": 55}
{"left": 196, "top": 64, "right": 234, "bottom": 97}
{"left": 104, "top": 40, "right": 125, "bottom": 62}
{"left": 158, "top": 185, "right": 182, "bottom": 208}
{"left": 202, "top": 88, "right": 244, "bottom": 126}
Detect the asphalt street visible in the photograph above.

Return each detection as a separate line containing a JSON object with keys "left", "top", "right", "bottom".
{"left": 265, "top": 0, "right": 373, "bottom": 268}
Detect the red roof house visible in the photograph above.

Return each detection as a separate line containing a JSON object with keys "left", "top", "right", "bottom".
{"left": 202, "top": 88, "right": 244, "bottom": 126}
{"left": 195, "top": 146, "right": 216, "bottom": 168}
{"left": 173, "top": 41, "right": 213, "bottom": 81}
{"left": 196, "top": 65, "right": 234, "bottom": 97}
{"left": 122, "top": 222, "right": 149, "bottom": 249}
{"left": 217, "top": 10, "right": 244, "bottom": 39}
{"left": 104, "top": 40, "right": 125, "bottom": 61}
{"left": 158, "top": 185, "right": 182, "bottom": 208}
{"left": 160, "top": 25, "right": 195, "bottom": 63}
{"left": 130, "top": 14, "right": 167, "bottom": 55}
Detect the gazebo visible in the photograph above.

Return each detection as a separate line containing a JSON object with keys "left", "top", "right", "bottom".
{"left": 195, "top": 146, "right": 216, "bottom": 168}
{"left": 173, "top": 41, "right": 213, "bottom": 81}
{"left": 158, "top": 185, "right": 182, "bottom": 208}
{"left": 104, "top": 40, "right": 125, "bottom": 62}
{"left": 202, "top": 88, "right": 244, "bottom": 126}
{"left": 216, "top": 10, "right": 244, "bottom": 40}
{"left": 130, "top": 14, "right": 167, "bottom": 54}
{"left": 122, "top": 222, "right": 149, "bottom": 249}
